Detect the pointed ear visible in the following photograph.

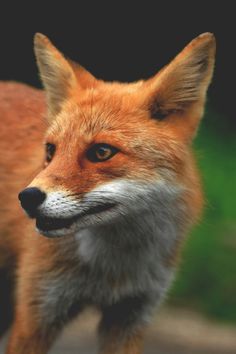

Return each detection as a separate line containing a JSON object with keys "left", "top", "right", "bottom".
{"left": 141, "top": 33, "right": 216, "bottom": 140}
{"left": 34, "top": 33, "right": 95, "bottom": 122}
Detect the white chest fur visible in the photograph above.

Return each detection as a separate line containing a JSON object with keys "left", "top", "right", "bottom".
{"left": 74, "top": 210, "right": 178, "bottom": 305}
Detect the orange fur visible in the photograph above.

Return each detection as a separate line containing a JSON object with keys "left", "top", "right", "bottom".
{"left": 0, "top": 33, "right": 215, "bottom": 354}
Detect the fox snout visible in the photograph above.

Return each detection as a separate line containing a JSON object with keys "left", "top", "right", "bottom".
{"left": 18, "top": 187, "right": 46, "bottom": 217}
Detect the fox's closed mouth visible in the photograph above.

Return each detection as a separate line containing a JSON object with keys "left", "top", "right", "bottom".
{"left": 36, "top": 216, "right": 74, "bottom": 231}
{"left": 36, "top": 202, "right": 117, "bottom": 231}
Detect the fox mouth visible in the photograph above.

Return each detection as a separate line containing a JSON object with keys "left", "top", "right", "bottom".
{"left": 35, "top": 202, "right": 117, "bottom": 232}
{"left": 36, "top": 216, "right": 74, "bottom": 232}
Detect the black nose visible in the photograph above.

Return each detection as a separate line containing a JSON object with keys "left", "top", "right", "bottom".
{"left": 18, "top": 187, "right": 46, "bottom": 216}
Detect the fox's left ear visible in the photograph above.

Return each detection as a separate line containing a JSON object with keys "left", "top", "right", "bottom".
{"left": 141, "top": 33, "right": 216, "bottom": 141}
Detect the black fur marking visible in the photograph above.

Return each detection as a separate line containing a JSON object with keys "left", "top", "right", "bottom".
{"left": 67, "top": 301, "right": 83, "bottom": 320}
{"left": 100, "top": 294, "right": 149, "bottom": 331}
{"left": 150, "top": 101, "right": 185, "bottom": 120}
{"left": 0, "top": 267, "right": 14, "bottom": 338}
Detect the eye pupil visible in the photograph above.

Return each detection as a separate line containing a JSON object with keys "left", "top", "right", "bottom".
{"left": 97, "top": 147, "right": 109, "bottom": 158}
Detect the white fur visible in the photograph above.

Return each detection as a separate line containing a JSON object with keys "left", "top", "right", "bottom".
{"left": 38, "top": 191, "right": 80, "bottom": 218}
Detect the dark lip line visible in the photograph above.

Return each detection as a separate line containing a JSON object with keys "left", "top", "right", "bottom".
{"left": 36, "top": 202, "right": 117, "bottom": 232}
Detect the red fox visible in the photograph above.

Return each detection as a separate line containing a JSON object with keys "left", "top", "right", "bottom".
{"left": 0, "top": 33, "right": 215, "bottom": 353}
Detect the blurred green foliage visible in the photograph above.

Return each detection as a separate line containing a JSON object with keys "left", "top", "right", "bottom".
{"left": 169, "top": 105, "right": 236, "bottom": 323}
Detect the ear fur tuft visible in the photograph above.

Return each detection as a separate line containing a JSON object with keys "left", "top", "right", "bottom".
{"left": 144, "top": 33, "right": 216, "bottom": 121}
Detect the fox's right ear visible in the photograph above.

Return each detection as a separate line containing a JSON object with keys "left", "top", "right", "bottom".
{"left": 34, "top": 33, "right": 95, "bottom": 122}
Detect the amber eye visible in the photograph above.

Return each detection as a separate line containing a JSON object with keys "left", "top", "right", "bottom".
{"left": 86, "top": 143, "right": 119, "bottom": 163}
{"left": 45, "top": 143, "right": 56, "bottom": 163}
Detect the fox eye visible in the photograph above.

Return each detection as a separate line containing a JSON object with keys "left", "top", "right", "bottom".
{"left": 86, "top": 143, "right": 119, "bottom": 163}
{"left": 45, "top": 143, "right": 56, "bottom": 163}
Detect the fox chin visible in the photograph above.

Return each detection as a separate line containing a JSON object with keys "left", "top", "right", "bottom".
{"left": 0, "top": 32, "right": 215, "bottom": 354}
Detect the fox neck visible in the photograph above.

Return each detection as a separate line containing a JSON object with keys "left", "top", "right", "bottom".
{"left": 76, "top": 203, "right": 184, "bottom": 269}
{"left": 72, "top": 208, "right": 182, "bottom": 305}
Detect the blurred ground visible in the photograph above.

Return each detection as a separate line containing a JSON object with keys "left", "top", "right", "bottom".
{"left": 1, "top": 307, "right": 236, "bottom": 354}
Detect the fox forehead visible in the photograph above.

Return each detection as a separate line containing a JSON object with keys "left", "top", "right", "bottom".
{"left": 45, "top": 85, "right": 165, "bottom": 150}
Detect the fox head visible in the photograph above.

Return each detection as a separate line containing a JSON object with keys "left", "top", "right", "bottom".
{"left": 19, "top": 33, "right": 215, "bottom": 238}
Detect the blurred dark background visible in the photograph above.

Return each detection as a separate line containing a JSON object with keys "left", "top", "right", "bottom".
{"left": 0, "top": 2, "right": 235, "bottom": 131}
{"left": 0, "top": 3, "right": 236, "bottom": 351}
